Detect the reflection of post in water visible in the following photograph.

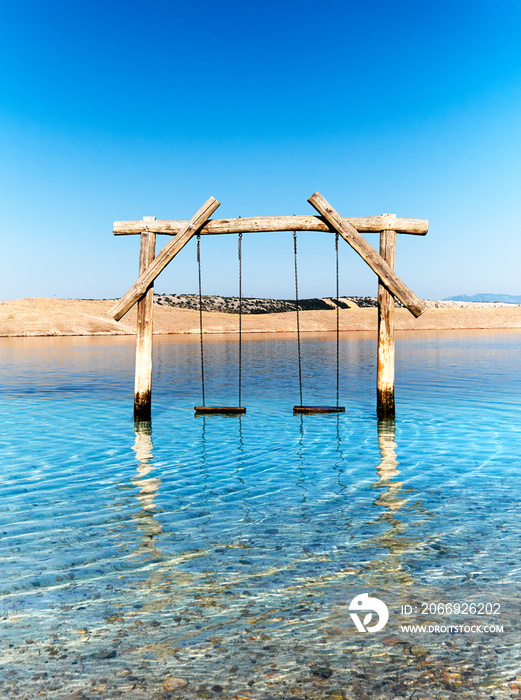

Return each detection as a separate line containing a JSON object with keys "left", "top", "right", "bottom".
{"left": 362, "top": 420, "right": 418, "bottom": 584}
{"left": 131, "top": 420, "right": 163, "bottom": 559}
{"left": 373, "top": 420, "right": 405, "bottom": 511}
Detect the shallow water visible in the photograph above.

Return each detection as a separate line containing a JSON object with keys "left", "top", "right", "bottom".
{"left": 0, "top": 331, "right": 520, "bottom": 699}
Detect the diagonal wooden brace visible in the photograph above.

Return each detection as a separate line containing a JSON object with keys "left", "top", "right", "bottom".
{"left": 308, "top": 192, "right": 425, "bottom": 318}
{"left": 110, "top": 196, "right": 221, "bottom": 321}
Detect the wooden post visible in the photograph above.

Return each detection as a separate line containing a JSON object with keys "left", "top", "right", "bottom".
{"left": 377, "top": 218, "right": 396, "bottom": 420}
{"left": 134, "top": 218, "right": 156, "bottom": 423}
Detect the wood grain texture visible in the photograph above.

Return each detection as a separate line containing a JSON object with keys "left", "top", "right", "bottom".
{"left": 134, "top": 225, "right": 156, "bottom": 422}
{"left": 293, "top": 406, "right": 346, "bottom": 413}
{"left": 377, "top": 227, "right": 396, "bottom": 421}
{"left": 308, "top": 192, "right": 425, "bottom": 319}
{"left": 114, "top": 214, "right": 428, "bottom": 236}
{"left": 194, "top": 406, "right": 246, "bottom": 414}
{"left": 110, "top": 197, "right": 220, "bottom": 321}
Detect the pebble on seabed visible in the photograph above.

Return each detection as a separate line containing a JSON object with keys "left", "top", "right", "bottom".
{"left": 163, "top": 677, "right": 188, "bottom": 690}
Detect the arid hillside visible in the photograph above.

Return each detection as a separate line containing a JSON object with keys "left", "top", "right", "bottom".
{"left": 1, "top": 297, "right": 520, "bottom": 337}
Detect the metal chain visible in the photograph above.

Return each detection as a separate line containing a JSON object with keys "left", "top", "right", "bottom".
{"left": 335, "top": 231, "right": 340, "bottom": 408}
{"left": 238, "top": 232, "right": 243, "bottom": 407}
{"left": 197, "top": 234, "right": 205, "bottom": 406}
{"left": 293, "top": 231, "right": 303, "bottom": 407}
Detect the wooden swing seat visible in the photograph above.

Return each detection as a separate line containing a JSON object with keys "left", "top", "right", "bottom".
{"left": 293, "top": 405, "right": 345, "bottom": 414}
{"left": 194, "top": 406, "right": 246, "bottom": 415}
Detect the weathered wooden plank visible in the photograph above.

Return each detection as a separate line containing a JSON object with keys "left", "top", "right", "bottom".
{"left": 110, "top": 197, "right": 220, "bottom": 321}
{"left": 308, "top": 192, "right": 425, "bottom": 318}
{"left": 134, "top": 222, "right": 156, "bottom": 422}
{"left": 194, "top": 406, "right": 246, "bottom": 414}
{"left": 293, "top": 406, "right": 346, "bottom": 414}
{"left": 377, "top": 225, "right": 396, "bottom": 420}
{"left": 114, "top": 214, "right": 428, "bottom": 236}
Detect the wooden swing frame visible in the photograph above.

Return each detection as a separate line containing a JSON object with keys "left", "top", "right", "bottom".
{"left": 109, "top": 192, "right": 428, "bottom": 423}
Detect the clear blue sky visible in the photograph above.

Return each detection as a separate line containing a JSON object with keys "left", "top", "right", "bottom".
{"left": 1, "top": 0, "right": 521, "bottom": 301}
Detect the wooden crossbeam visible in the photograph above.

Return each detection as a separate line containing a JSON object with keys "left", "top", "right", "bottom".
{"left": 114, "top": 214, "right": 428, "bottom": 237}
{"left": 110, "top": 197, "right": 220, "bottom": 321}
{"left": 308, "top": 192, "right": 425, "bottom": 318}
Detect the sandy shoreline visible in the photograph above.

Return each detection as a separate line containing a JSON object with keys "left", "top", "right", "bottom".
{"left": 1, "top": 297, "right": 521, "bottom": 337}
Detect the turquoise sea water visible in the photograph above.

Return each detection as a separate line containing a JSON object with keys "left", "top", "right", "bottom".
{"left": 0, "top": 331, "right": 520, "bottom": 699}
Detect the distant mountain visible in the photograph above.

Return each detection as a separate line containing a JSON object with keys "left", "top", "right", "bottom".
{"left": 445, "top": 293, "right": 521, "bottom": 304}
